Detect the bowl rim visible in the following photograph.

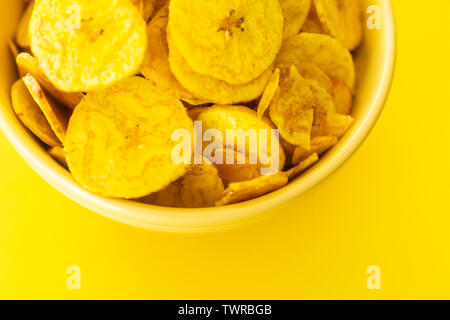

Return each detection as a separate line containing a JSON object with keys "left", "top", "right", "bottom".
{"left": 0, "top": 0, "right": 396, "bottom": 232}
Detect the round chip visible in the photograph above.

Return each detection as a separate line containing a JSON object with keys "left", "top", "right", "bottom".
{"left": 168, "top": 0, "right": 284, "bottom": 85}
{"left": 65, "top": 77, "right": 194, "bottom": 199}
{"left": 140, "top": 161, "right": 225, "bottom": 208}
{"left": 140, "top": 6, "right": 206, "bottom": 105}
{"left": 168, "top": 36, "right": 274, "bottom": 105}
{"left": 332, "top": 79, "right": 353, "bottom": 114}
{"left": 276, "top": 33, "right": 355, "bottom": 89}
{"left": 29, "top": 0, "right": 147, "bottom": 92}
{"left": 196, "top": 105, "right": 286, "bottom": 174}
{"left": 280, "top": 0, "right": 311, "bottom": 39}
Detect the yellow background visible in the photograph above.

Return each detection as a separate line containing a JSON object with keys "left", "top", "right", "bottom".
{"left": 1, "top": 1, "right": 450, "bottom": 299}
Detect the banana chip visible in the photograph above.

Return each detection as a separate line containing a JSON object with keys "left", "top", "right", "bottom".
{"left": 22, "top": 74, "right": 70, "bottom": 143}
{"left": 269, "top": 66, "right": 315, "bottom": 149}
{"left": 16, "top": 53, "right": 83, "bottom": 109}
{"left": 129, "top": 0, "right": 154, "bottom": 21}
{"left": 140, "top": 161, "right": 224, "bottom": 208}
{"left": 292, "top": 136, "right": 337, "bottom": 165}
{"left": 286, "top": 153, "right": 319, "bottom": 180}
{"left": 168, "top": 36, "right": 274, "bottom": 105}
{"left": 196, "top": 105, "right": 286, "bottom": 174}
{"left": 15, "top": 0, "right": 34, "bottom": 48}
{"left": 280, "top": 0, "right": 311, "bottom": 39}
{"left": 277, "top": 33, "right": 355, "bottom": 89}
{"left": 29, "top": 0, "right": 147, "bottom": 92}
{"left": 301, "top": 4, "right": 325, "bottom": 33}
{"left": 290, "top": 62, "right": 334, "bottom": 96}
{"left": 257, "top": 68, "right": 280, "bottom": 119}
{"left": 215, "top": 172, "right": 288, "bottom": 206}
{"left": 11, "top": 79, "right": 61, "bottom": 147}
{"left": 48, "top": 146, "right": 68, "bottom": 167}
{"left": 333, "top": 79, "right": 353, "bottom": 115}
{"left": 168, "top": 0, "right": 284, "bottom": 85}
{"left": 212, "top": 148, "right": 261, "bottom": 186}
{"left": 65, "top": 77, "right": 194, "bottom": 198}
{"left": 140, "top": 6, "right": 206, "bottom": 105}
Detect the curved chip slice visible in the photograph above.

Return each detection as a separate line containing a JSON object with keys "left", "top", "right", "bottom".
{"left": 129, "top": 0, "right": 154, "bottom": 21}
{"left": 48, "top": 146, "right": 68, "bottom": 167}
{"left": 15, "top": 0, "right": 34, "bottom": 48}
{"left": 215, "top": 172, "right": 288, "bottom": 206}
{"left": 332, "top": 79, "right": 353, "bottom": 114}
{"left": 29, "top": 0, "right": 147, "bottom": 92}
{"left": 196, "top": 105, "right": 286, "bottom": 174}
{"left": 277, "top": 33, "right": 355, "bottom": 89}
{"left": 168, "top": 0, "right": 284, "bottom": 85}
{"left": 140, "top": 161, "right": 225, "bottom": 208}
{"left": 11, "top": 79, "right": 61, "bottom": 147}
{"left": 16, "top": 53, "right": 83, "bottom": 109}
{"left": 168, "top": 37, "right": 273, "bottom": 105}
{"left": 286, "top": 153, "right": 319, "bottom": 180}
{"left": 22, "top": 74, "right": 70, "bottom": 143}
{"left": 339, "top": 0, "right": 363, "bottom": 51}
{"left": 269, "top": 66, "right": 315, "bottom": 149}
{"left": 65, "top": 77, "right": 194, "bottom": 199}
{"left": 140, "top": 6, "right": 206, "bottom": 105}
{"left": 257, "top": 69, "right": 280, "bottom": 119}
{"left": 313, "top": 0, "right": 346, "bottom": 46}
{"left": 280, "top": 0, "right": 311, "bottom": 39}
{"left": 292, "top": 136, "right": 337, "bottom": 165}
{"left": 289, "top": 62, "right": 334, "bottom": 96}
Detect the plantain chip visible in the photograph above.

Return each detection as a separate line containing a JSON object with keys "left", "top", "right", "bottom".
{"left": 11, "top": 79, "right": 61, "bottom": 147}
{"left": 280, "top": 0, "right": 311, "bottom": 39}
{"left": 129, "top": 0, "right": 154, "bottom": 21}
{"left": 215, "top": 172, "right": 288, "bottom": 206}
{"left": 48, "top": 146, "right": 68, "bottom": 167}
{"left": 292, "top": 136, "right": 337, "bottom": 165}
{"left": 286, "top": 153, "right": 319, "bottom": 180}
{"left": 22, "top": 74, "right": 70, "bottom": 144}
{"left": 332, "top": 79, "right": 353, "bottom": 114}
{"left": 140, "top": 6, "right": 206, "bottom": 105}
{"left": 257, "top": 68, "right": 280, "bottom": 119}
{"left": 196, "top": 105, "right": 286, "bottom": 174}
{"left": 277, "top": 33, "right": 355, "bottom": 89}
{"left": 140, "top": 160, "right": 225, "bottom": 208}
{"left": 168, "top": 35, "right": 274, "bottom": 105}
{"left": 168, "top": 0, "right": 284, "bottom": 85}
{"left": 269, "top": 66, "right": 315, "bottom": 149}
{"left": 16, "top": 53, "right": 83, "bottom": 109}
{"left": 29, "top": 0, "right": 147, "bottom": 92}
{"left": 64, "top": 76, "right": 194, "bottom": 199}
{"left": 15, "top": 0, "right": 34, "bottom": 48}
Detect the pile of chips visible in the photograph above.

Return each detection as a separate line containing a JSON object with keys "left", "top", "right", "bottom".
{"left": 10, "top": 0, "right": 362, "bottom": 207}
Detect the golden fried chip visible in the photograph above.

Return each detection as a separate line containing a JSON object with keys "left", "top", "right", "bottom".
{"left": 22, "top": 74, "right": 70, "bottom": 143}
{"left": 65, "top": 77, "right": 194, "bottom": 199}
{"left": 168, "top": 37, "right": 274, "bottom": 105}
{"left": 140, "top": 6, "right": 206, "bottom": 105}
{"left": 333, "top": 79, "right": 353, "bottom": 114}
{"left": 140, "top": 161, "right": 224, "bottom": 208}
{"left": 215, "top": 172, "right": 288, "bottom": 206}
{"left": 11, "top": 79, "right": 61, "bottom": 147}
{"left": 15, "top": 0, "right": 34, "bottom": 48}
{"left": 289, "top": 62, "right": 334, "bottom": 96}
{"left": 196, "top": 105, "right": 286, "bottom": 174}
{"left": 292, "top": 136, "right": 337, "bottom": 165}
{"left": 212, "top": 148, "right": 261, "bottom": 186}
{"left": 286, "top": 153, "right": 319, "bottom": 180}
{"left": 301, "top": 4, "right": 325, "bottom": 33}
{"left": 29, "top": 0, "right": 147, "bottom": 92}
{"left": 313, "top": 0, "right": 345, "bottom": 46}
{"left": 129, "top": 0, "right": 154, "bottom": 21}
{"left": 280, "top": 0, "right": 311, "bottom": 39}
{"left": 277, "top": 33, "right": 355, "bottom": 89}
{"left": 257, "top": 68, "right": 280, "bottom": 119}
{"left": 48, "top": 146, "right": 68, "bottom": 167}
{"left": 339, "top": 0, "right": 363, "bottom": 51}
{"left": 168, "top": 0, "right": 284, "bottom": 85}
{"left": 269, "top": 66, "right": 315, "bottom": 149}
{"left": 16, "top": 53, "right": 84, "bottom": 109}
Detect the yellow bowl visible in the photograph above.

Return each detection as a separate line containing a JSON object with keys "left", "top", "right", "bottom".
{"left": 0, "top": 0, "right": 396, "bottom": 232}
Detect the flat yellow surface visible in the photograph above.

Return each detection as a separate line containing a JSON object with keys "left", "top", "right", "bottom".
{"left": 1, "top": 1, "right": 450, "bottom": 299}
